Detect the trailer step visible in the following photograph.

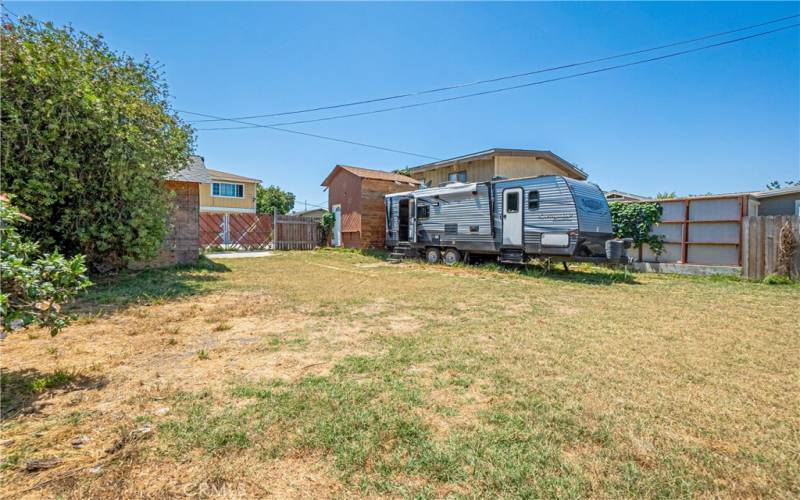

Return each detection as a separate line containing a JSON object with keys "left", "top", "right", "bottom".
{"left": 388, "top": 250, "right": 409, "bottom": 264}
{"left": 499, "top": 248, "right": 525, "bottom": 264}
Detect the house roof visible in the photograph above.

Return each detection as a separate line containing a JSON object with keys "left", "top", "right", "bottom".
{"left": 166, "top": 155, "right": 212, "bottom": 184}
{"left": 751, "top": 185, "right": 800, "bottom": 199}
{"left": 407, "top": 148, "right": 588, "bottom": 180}
{"left": 207, "top": 168, "right": 262, "bottom": 183}
{"left": 321, "top": 165, "right": 421, "bottom": 187}
{"left": 293, "top": 207, "right": 327, "bottom": 217}
{"left": 604, "top": 190, "right": 651, "bottom": 201}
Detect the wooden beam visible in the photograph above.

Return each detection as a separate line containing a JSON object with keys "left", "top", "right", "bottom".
{"left": 681, "top": 200, "right": 690, "bottom": 263}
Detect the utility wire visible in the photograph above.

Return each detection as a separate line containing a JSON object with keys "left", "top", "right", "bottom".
{"left": 178, "top": 109, "right": 442, "bottom": 161}
{"left": 1, "top": 4, "right": 19, "bottom": 18}
{"left": 0, "top": 4, "right": 440, "bottom": 161}
{"left": 196, "top": 22, "right": 800, "bottom": 131}
{"left": 187, "top": 13, "right": 799, "bottom": 124}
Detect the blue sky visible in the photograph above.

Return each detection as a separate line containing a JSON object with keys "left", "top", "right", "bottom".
{"left": 10, "top": 2, "right": 800, "bottom": 208}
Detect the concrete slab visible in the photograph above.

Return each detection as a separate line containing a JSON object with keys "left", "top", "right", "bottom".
{"left": 633, "top": 262, "right": 741, "bottom": 276}
{"left": 205, "top": 251, "right": 274, "bottom": 259}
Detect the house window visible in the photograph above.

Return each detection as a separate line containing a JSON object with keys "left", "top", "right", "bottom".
{"left": 416, "top": 205, "right": 430, "bottom": 218}
{"left": 212, "top": 182, "right": 244, "bottom": 198}
{"left": 448, "top": 171, "right": 467, "bottom": 183}
{"left": 528, "top": 191, "right": 540, "bottom": 210}
{"left": 506, "top": 191, "right": 519, "bottom": 213}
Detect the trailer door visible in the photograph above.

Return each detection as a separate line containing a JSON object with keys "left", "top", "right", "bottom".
{"left": 502, "top": 188, "right": 523, "bottom": 246}
{"left": 409, "top": 198, "right": 417, "bottom": 243}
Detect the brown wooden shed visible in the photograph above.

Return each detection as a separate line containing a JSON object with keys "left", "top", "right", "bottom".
{"left": 322, "top": 165, "right": 420, "bottom": 249}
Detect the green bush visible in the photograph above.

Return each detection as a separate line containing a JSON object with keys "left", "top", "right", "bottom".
{"left": 319, "top": 211, "right": 335, "bottom": 244}
{"left": 0, "top": 198, "right": 91, "bottom": 336}
{"left": 762, "top": 273, "right": 794, "bottom": 285}
{"left": 608, "top": 202, "right": 665, "bottom": 255}
{"left": 0, "top": 18, "right": 193, "bottom": 269}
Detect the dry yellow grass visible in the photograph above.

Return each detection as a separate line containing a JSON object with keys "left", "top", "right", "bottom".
{"left": 1, "top": 250, "right": 798, "bottom": 498}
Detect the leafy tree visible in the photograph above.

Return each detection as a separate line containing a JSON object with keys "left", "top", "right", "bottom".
{"left": 1, "top": 197, "right": 91, "bottom": 336}
{"left": 608, "top": 202, "right": 665, "bottom": 255}
{"left": 766, "top": 180, "right": 800, "bottom": 190}
{"left": 256, "top": 185, "right": 295, "bottom": 215}
{"left": 656, "top": 191, "right": 676, "bottom": 199}
{"left": 0, "top": 17, "right": 193, "bottom": 269}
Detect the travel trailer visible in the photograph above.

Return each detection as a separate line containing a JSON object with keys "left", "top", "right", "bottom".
{"left": 385, "top": 175, "right": 629, "bottom": 264}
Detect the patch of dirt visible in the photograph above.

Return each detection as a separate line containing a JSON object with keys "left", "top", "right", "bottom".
{"left": 0, "top": 291, "right": 375, "bottom": 498}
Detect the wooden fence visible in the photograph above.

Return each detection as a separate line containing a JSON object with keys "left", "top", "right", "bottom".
{"left": 273, "top": 213, "right": 320, "bottom": 250}
{"left": 741, "top": 215, "right": 799, "bottom": 280}
{"left": 200, "top": 212, "right": 319, "bottom": 250}
{"left": 637, "top": 195, "right": 749, "bottom": 266}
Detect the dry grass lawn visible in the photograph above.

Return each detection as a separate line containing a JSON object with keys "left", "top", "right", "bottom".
{"left": 1, "top": 250, "right": 798, "bottom": 498}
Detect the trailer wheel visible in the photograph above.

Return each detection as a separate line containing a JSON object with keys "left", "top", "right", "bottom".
{"left": 443, "top": 248, "right": 461, "bottom": 266}
{"left": 425, "top": 247, "right": 441, "bottom": 264}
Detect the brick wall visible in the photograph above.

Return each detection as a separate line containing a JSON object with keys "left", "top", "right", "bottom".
{"left": 131, "top": 180, "right": 200, "bottom": 269}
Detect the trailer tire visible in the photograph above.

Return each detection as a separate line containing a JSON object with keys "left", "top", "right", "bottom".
{"left": 443, "top": 248, "right": 461, "bottom": 266}
{"left": 425, "top": 247, "right": 441, "bottom": 264}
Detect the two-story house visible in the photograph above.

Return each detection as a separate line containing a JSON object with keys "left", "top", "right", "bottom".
{"left": 406, "top": 148, "right": 587, "bottom": 187}
{"left": 194, "top": 157, "right": 262, "bottom": 214}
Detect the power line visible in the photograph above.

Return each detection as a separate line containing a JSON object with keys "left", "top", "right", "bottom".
{"left": 196, "top": 22, "right": 800, "bottom": 131}
{"left": 0, "top": 4, "right": 440, "bottom": 162}
{"left": 1, "top": 4, "right": 19, "bottom": 18}
{"left": 187, "top": 14, "right": 799, "bottom": 124}
{"left": 178, "top": 109, "right": 441, "bottom": 161}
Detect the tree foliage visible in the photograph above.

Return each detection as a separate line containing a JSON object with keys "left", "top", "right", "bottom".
{"left": 608, "top": 202, "right": 665, "bottom": 255}
{"left": 766, "top": 180, "right": 800, "bottom": 190}
{"left": 1, "top": 198, "right": 91, "bottom": 336}
{"left": 656, "top": 191, "right": 676, "bottom": 199}
{"left": 256, "top": 185, "right": 295, "bottom": 215}
{"left": 0, "top": 17, "right": 193, "bottom": 269}
{"left": 319, "top": 211, "right": 335, "bottom": 244}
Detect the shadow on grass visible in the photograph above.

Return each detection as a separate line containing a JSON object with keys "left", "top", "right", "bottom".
{"left": 0, "top": 368, "right": 108, "bottom": 420}
{"left": 319, "top": 247, "right": 390, "bottom": 260}
{"left": 76, "top": 256, "right": 231, "bottom": 314}
{"left": 475, "top": 261, "right": 639, "bottom": 286}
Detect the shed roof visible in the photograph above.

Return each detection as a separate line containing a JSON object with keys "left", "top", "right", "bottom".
{"left": 604, "top": 190, "right": 651, "bottom": 201}
{"left": 407, "top": 148, "right": 588, "bottom": 180}
{"left": 751, "top": 185, "right": 800, "bottom": 199}
{"left": 207, "top": 168, "right": 262, "bottom": 183}
{"left": 321, "top": 165, "right": 421, "bottom": 187}
{"left": 166, "top": 155, "right": 212, "bottom": 184}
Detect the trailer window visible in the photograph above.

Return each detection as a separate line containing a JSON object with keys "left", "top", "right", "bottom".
{"left": 528, "top": 191, "right": 540, "bottom": 210}
{"left": 416, "top": 205, "right": 430, "bottom": 218}
{"left": 506, "top": 191, "right": 519, "bottom": 213}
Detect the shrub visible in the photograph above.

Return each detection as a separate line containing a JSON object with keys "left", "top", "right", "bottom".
{"left": 0, "top": 17, "right": 193, "bottom": 269}
{"left": 608, "top": 202, "right": 665, "bottom": 255}
{"left": 762, "top": 273, "right": 794, "bottom": 285}
{"left": 319, "top": 211, "right": 335, "bottom": 245}
{"left": 0, "top": 198, "right": 91, "bottom": 336}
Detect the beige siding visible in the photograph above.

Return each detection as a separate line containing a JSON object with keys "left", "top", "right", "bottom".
{"left": 199, "top": 180, "right": 258, "bottom": 212}
{"left": 410, "top": 154, "right": 581, "bottom": 186}
{"left": 494, "top": 156, "right": 579, "bottom": 180}
{"left": 409, "top": 159, "right": 494, "bottom": 186}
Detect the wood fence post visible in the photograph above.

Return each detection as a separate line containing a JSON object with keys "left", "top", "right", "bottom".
{"left": 273, "top": 207, "right": 279, "bottom": 250}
